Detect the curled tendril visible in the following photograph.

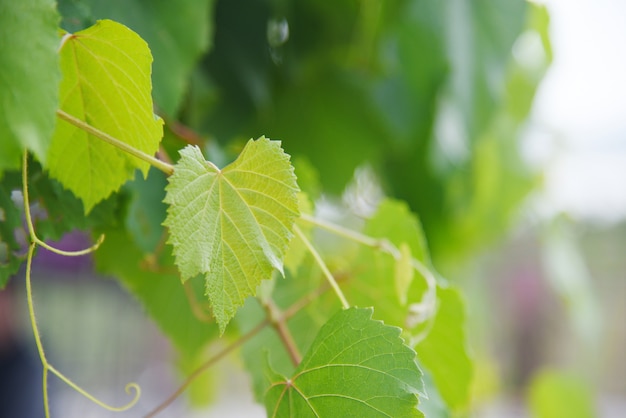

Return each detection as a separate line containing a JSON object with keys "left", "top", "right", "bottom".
{"left": 22, "top": 151, "right": 141, "bottom": 417}
{"left": 36, "top": 233, "right": 105, "bottom": 256}
{"left": 49, "top": 364, "right": 141, "bottom": 412}
{"left": 22, "top": 152, "right": 106, "bottom": 256}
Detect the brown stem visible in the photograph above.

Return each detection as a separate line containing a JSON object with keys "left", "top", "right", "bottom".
{"left": 143, "top": 319, "right": 268, "bottom": 418}
{"left": 265, "top": 301, "right": 301, "bottom": 367}
{"left": 143, "top": 275, "right": 343, "bottom": 417}
{"left": 167, "top": 120, "right": 204, "bottom": 146}
{"left": 183, "top": 281, "right": 214, "bottom": 323}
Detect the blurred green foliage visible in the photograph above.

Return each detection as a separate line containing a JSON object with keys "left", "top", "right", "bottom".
{"left": 0, "top": 0, "right": 558, "bottom": 415}
{"left": 54, "top": 0, "right": 551, "bottom": 269}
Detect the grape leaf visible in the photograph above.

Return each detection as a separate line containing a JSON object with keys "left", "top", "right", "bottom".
{"left": 0, "top": 186, "right": 25, "bottom": 288}
{"left": 163, "top": 137, "right": 299, "bottom": 333}
{"left": 265, "top": 307, "right": 424, "bottom": 417}
{"left": 283, "top": 192, "right": 314, "bottom": 275}
{"left": 124, "top": 167, "right": 168, "bottom": 253}
{"left": 238, "top": 268, "right": 341, "bottom": 402}
{"left": 0, "top": 0, "right": 59, "bottom": 172}
{"left": 346, "top": 199, "right": 431, "bottom": 334}
{"left": 345, "top": 200, "right": 473, "bottom": 410}
{"left": 80, "top": 0, "right": 214, "bottom": 117}
{"left": 47, "top": 19, "right": 163, "bottom": 213}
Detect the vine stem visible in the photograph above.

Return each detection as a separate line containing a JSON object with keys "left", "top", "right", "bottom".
{"left": 143, "top": 319, "right": 269, "bottom": 418}
{"left": 298, "top": 213, "right": 438, "bottom": 338}
{"left": 144, "top": 280, "right": 338, "bottom": 417}
{"left": 22, "top": 153, "right": 106, "bottom": 256}
{"left": 22, "top": 152, "right": 141, "bottom": 416}
{"left": 56, "top": 109, "right": 175, "bottom": 176}
{"left": 293, "top": 224, "right": 350, "bottom": 309}
{"left": 264, "top": 300, "right": 301, "bottom": 366}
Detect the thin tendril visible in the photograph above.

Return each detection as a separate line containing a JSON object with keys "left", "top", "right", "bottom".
{"left": 48, "top": 365, "right": 141, "bottom": 412}
{"left": 36, "top": 234, "right": 105, "bottom": 256}
{"left": 22, "top": 153, "right": 105, "bottom": 256}
{"left": 22, "top": 151, "right": 141, "bottom": 415}
{"left": 298, "top": 213, "right": 438, "bottom": 331}
{"left": 293, "top": 224, "right": 350, "bottom": 309}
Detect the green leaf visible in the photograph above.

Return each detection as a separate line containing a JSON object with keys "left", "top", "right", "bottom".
{"left": 265, "top": 307, "right": 424, "bottom": 417}
{"left": 395, "top": 242, "right": 415, "bottom": 306}
{"left": 2, "top": 159, "right": 119, "bottom": 242}
{"left": 47, "top": 19, "right": 163, "bottom": 213}
{"left": 344, "top": 200, "right": 473, "bottom": 410}
{"left": 164, "top": 137, "right": 299, "bottom": 333}
{"left": 283, "top": 192, "right": 314, "bottom": 275}
{"left": 238, "top": 271, "right": 341, "bottom": 402}
{"left": 415, "top": 287, "right": 473, "bottom": 411}
{"left": 345, "top": 199, "right": 431, "bottom": 334}
{"left": 63, "top": 0, "right": 215, "bottom": 116}
{"left": 0, "top": 186, "right": 25, "bottom": 288}
{"left": 0, "top": 0, "right": 59, "bottom": 172}
{"left": 124, "top": 167, "right": 168, "bottom": 253}
{"left": 528, "top": 369, "right": 596, "bottom": 418}
{"left": 94, "top": 228, "right": 218, "bottom": 359}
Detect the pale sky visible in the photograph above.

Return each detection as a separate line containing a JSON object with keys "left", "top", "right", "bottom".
{"left": 526, "top": 0, "right": 626, "bottom": 222}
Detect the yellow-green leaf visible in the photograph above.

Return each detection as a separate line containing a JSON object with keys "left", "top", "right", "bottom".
{"left": 47, "top": 20, "right": 163, "bottom": 213}
{"left": 163, "top": 138, "right": 299, "bottom": 333}
{"left": 395, "top": 242, "right": 414, "bottom": 306}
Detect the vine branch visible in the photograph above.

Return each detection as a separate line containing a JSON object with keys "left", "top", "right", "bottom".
{"left": 143, "top": 319, "right": 269, "bottom": 418}
{"left": 56, "top": 109, "right": 175, "bottom": 176}
{"left": 294, "top": 224, "right": 350, "bottom": 309}
{"left": 264, "top": 300, "right": 302, "bottom": 366}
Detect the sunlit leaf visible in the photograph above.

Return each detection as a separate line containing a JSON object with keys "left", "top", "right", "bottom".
{"left": 164, "top": 138, "right": 299, "bottom": 332}
{"left": 67, "top": 0, "right": 215, "bottom": 116}
{"left": 265, "top": 307, "right": 424, "bottom": 417}
{"left": 47, "top": 20, "right": 163, "bottom": 213}
{"left": 0, "top": 0, "right": 59, "bottom": 172}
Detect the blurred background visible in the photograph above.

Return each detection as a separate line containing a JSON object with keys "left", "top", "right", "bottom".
{"left": 1, "top": 0, "right": 625, "bottom": 416}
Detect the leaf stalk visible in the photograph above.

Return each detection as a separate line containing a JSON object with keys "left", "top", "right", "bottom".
{"left": 56, "top": 109, "right": 174, "bottom": 176}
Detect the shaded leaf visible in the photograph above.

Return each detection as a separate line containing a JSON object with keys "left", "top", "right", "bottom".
{"left": 265, "top": 307, "right": 424, "bottom": 417}
{"left": 94, "top": 228, "right": 217, "bottom": 359}
{"left": 48, "top": 19, "right": 163, "bottom": 213}
{"left": 0, "top": 0, "right": 59, "bottom": 172}
{"left": 124, "top": 167, "right": 168, "bottom": 253}
{"left": 395, "top": 242, "right": 415, "bottom": 306}
{"left": 345, "top": 200, "right": 473, "bottom": 410}
{"left": 345, "top": 199, "right": 431, "bottom": 334}
{"left": 164, "top": 138, "right": 299, "bottom": 332}
{"left": 415, "top": 287, "right": 473, "bottom": 411}
{"left": 0, "top": 186, "right": 25, "bottom": 288}
{"left": 283, "top": 192, "right": 313, "bottom": 275}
